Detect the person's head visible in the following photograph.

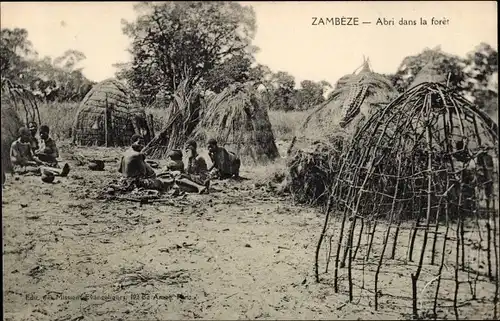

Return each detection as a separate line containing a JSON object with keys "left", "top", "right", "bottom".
{"left": 28, "top": 121, "right": 38, "bottom": 136}
{"left": 39, "top": 125, "right": 50, "bottom": 140}
{"left": 207, "top": 138, "right": 218, "bottom": 153}
{"left": 130, "top": 134, "right": 145, "bottom": 151}
{"left": 185, "top": 140, "right": 197, "bottom": 157}
{"left": 168, "top": 149, "right": 183, "bottom": 162}
{"left": 18, "top": 127, "right": 31, "bottom": 143}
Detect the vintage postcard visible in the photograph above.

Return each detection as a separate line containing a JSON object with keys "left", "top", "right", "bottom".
{"left": 1, "top": 1, "right": 498, "bottom": 320}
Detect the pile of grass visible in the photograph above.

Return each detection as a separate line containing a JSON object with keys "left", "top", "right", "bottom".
{"left": 191, "top": 83, "right": 280, "bottom": 165}
{"left": 284, "top": 137, "right": 343, "bottom": 207}
{"left": 143, "top": 78, "right": 202, "bottom": 159}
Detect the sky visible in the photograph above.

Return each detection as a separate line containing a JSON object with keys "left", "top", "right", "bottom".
{"left": 1, "top": 1, "right": 497, "bottom": 87}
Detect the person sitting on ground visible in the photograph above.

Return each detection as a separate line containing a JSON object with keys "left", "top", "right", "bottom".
{"left": 185, "top": 140, "right": 210, "bottom": 189}
{"left": 27, "top": 121, "right": 39, "bottom": 153}
{"left": 207, "top": 138, "right": 241, "bottom": 179}
{"left": 159, "top": 148, "right": 208, "bottom": 194}
{"left": 35, "top": 125, "right": 59, "bottom": 166}
{"left": 118, "top": 134, "right": 156, "bottom": 179}
{"left": 163, "top": 150, "right": 185, "bottom": 173}
{"left": 116, "top": 136, "right": 207, "bottom": 194}
{"left": 10, "top": 127, "right": 70, "bottom": 177}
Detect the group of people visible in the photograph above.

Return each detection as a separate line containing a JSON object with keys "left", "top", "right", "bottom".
{"left": 4, "top": 121, "right": 240, "bottom": 196}
{"left": 117, "top": 134, "right": 241, "bottom": 194}
{"left": 7, "top": 122, "right": 70, "bottom": 181}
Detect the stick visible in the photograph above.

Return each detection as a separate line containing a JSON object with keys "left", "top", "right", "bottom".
{"left": 353, "top": 217, "right": 364, "bottom": 261}
{"left": 366, "top": 219, "right": 378, "bottom": 261}
{"left": 391, "top": 220, "right": 401, "bottom": 260}
{"left": 454, "top": 219, "right": 461, "bottom": 320}
{"left": 347, "top": 216, "right": 357, "bottom": 301}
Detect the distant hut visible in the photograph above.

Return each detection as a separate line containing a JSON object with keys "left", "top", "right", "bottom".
{"left": 191, "top": 82, "right": 280, "bottom": 165}
{"left": 72, "top": 78, "right": 153, "bottom": 147}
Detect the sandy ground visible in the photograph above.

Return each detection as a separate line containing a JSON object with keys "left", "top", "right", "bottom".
{"left": 2, "top": 143, "right": 499, "bottom": 320}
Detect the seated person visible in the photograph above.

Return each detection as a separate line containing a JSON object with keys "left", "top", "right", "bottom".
{"left": 118, "top": 134, "right": 156, "bottom": 179}
{"left": 10, "top": 127, "right": 70, "bottom": 177}
{"left": 35, "top": 125, "right": 59, "bottom": 166}
{"left": 207, "top": 138, "right": 241, "bottom": 179}
{"left": 117, "top": 136, "right": 206, "bottom": 194}
{"left": 164, "top": 150, "right": 185, "bottom": 173}
{"left": 185, "top": 140, "right": 210, "bottom": 188}
{"left": 27, "top": 121, "right": 39, "bottom": 153}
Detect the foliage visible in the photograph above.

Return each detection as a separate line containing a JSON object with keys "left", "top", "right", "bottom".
{"left": 1, "top": 28, "right": 95, "bottom": 103}
{"left": 116, "top": 1, "right": 257, "bottom": 106}
{"left": 391, "top": 46, "right": 467, "bottom": 92}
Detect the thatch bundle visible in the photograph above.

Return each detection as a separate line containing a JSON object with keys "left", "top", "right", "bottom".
{"left": 143, "top": 79, "right": 202, "bottom": 159}
{"left": 284, "top": 61, "right": 397, "bottom": 206}
{"left": 191, "top": 83, "right": 280, "bottom": 165}
{"left": 72, "top": 78, "right": 152, "bottom": 147}
{"left": 315, "top": 82, "right": 499, "bottom": 318}
{"left": 1, "top": 78, "right": 39, "bottom": 172}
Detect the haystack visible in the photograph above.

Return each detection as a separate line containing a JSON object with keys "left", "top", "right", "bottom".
{"left": 191, "top": 82, "right": 280, "bottom": 165}
{"left": 284, "top": 60, "right": 397, "bottom": 206}
{"left": 72, "top": 78, "right": 152, "bottom": 147}
{"left": 143, "top": 79, "right": 202, "bottom": 159}
{"left": 314, "top": 82, "right": 499, "bottom": 319}
{"left": 1, "top": 78, "right": 39, "bottom": 172}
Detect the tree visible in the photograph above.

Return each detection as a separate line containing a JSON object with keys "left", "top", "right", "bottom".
{"left": 463, "top": 43, "right": 498, "bottom": 114}
{"left": 202, "top": 53, "right": 253, "bottom": 93}
{"left": 0, "top": 28, "right": 37, "bottom": 82}
{"left": 117, "top": 1, "right": 257, "bottom": 105}
{"left": 295, "top": 80, "right": 332, "bottom": 110}
{"left": 391, "top": 47, "right": 466, "bottom": 92}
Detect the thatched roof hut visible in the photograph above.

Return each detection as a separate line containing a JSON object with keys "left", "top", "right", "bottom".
{"left": 1, "top": 78, "right": 38, "bottom": 172}
{"left": 290, "top": 60, "right": 398, "bottom": 152}
{"left": 283, "top": 61, "right": 398, "bottom": 206}
{"left": 72, "top": 78, "right": 152, "bottom": 147}
{"left": 1, "top": 104, "right": 23, "bottom": 172}
{"left": 143, "top": 79, "right": 203, "bottom": 159}
{"left": 191, "top": 83, "right": 280, "bottom": 165}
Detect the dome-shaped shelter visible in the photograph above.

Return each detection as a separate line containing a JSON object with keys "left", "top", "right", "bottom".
{"left": 283, "top": 60, "right": 398, "bottom": 206}
{"left": 315, "top": 82, "right": 499, "bottom": 319}
{"left": 1, "top": 78, "right": 39, "bottom": 172}
{"left": 191, "top": 82, "right": 280, "bottom": 165}
{"left": 291, "top": 60, "right": 398, "bottom": 150}
{"left": 72, "top": 78, "right": 152, "bottom": 146}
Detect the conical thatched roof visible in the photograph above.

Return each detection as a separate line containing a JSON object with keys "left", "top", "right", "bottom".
{"left": 72, "top": 78, "right": 151, "bottom": 146}
{"left": 290, "top": 60, "right": 398, "bottom": 152}
{"left": 191, "top": 82, "right": 280, "bottom": 165}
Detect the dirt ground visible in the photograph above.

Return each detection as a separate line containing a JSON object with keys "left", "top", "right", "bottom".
{"left": 2, "top": 142, "right": 499, "bottom": 320}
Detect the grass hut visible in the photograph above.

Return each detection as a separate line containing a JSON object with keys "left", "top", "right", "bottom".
{"left": 314, "top": 81, "right": 499, "bottom": 319}
{"left": 284, "top": 60, "right": 398, "bottom": 206}
{"left": 143, "top": 79, "right": 202, "bottom": 159}
{"left": 191, "top": 82, "right": 280, "bottom": 165}
{"left": 72, "top": 78, "right": 152, "bottom": 147}
{"left": 1, "top": 78, "right": 39, "bottom": 172}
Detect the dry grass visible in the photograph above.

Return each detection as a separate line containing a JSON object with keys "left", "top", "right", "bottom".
{"left": 36, "top": 103, "right": 313, "bottom": 149}
{"left": 37, "top": 102, "right": 79, "bottom": 141}
{"left": 267, "top": 110, "right": 308, "bottom": 142}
